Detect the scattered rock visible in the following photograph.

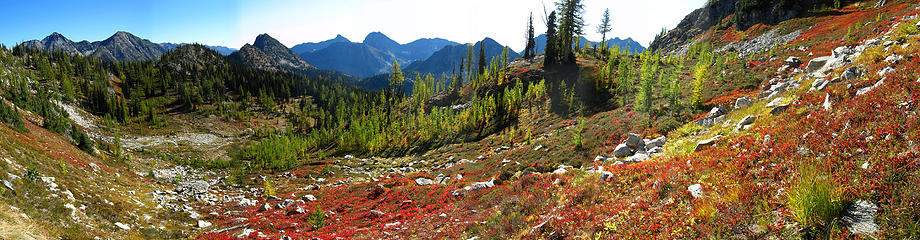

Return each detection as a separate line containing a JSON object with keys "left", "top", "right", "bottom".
{"left": 687, "top": 184, "right": 703, "bottom": 198}
{"left": 236, "top": 228, "right": 256, "bottom": 238}
{"left": 289, "top": 206, "right": 306, "bottom": 215}
{"left": 534, "top": 145, "right": 543, "bottom": 151}
{"left": 370, "top": 210, "right": 386, "bottom": 217}
{"left": 415, "top": 178, "right": 436, "bottom": 186}
{"left": 784, "top": 56, "right": 802, "bottom": 68}
{"left": 766, "top": 97, "right": 786, "bottom": 108}
{"left": 624, "top": 153, "right": 650, "bottom": 162}
{"left": 463, "top": 178, "right": 496, "bottom": 192}
{"left": 613, "top": 143, "right": 631, "bottom": 158}
{"left": 843, "top": 200, "right": 878, "bottom": 235}
{"left": 806, "top": 56, "right": 831, "bottom": 76}
{"left": 769, "top": 104, "right": 790, "bottom": 115}
{"left": 237, "top": 198, "right": 257, "bottom": 207}
{"left": 841, "top": 66, "right": 861, "bottom": 81}
{"left": 279, "top": 199, "right": 295, "bottom": 209}
{"left": 198, "top": 220, "right": 212, "bottom": 228}
{"left": 735, "top": 115, "right": 757, "bottom": 132}
{"left": 823, "top": 94, "right": 833, "bottom": 111}
{"left": 856, "top": 78, "right": 885, "bottom": 96}
{"left": 694, "top": 135, "right": 721, "bottom": 152}
{"left": 875, "top": 0, "right": 886, "bottom": 8}
{"left": 258, "top": 203, "right": 272, "bottom": 212}
{"left": 695, "top": 106, "right": 729, "bottom": 127}
{"left": 625, "top": 133, "right": 643, "bottom": 149}
{"left": 175, "top": 180, "right": 210, "bottom": 199}
{"left": 302, "top": 194, "right": 316, "bottom": 202}
{"left": 734, "top": 97, "right": 753, "bottom": 109}
{"left": 645, "top": 136, "right": 667, "bottom": 150}
{"left": 877, "top": 66, "right": 895, "bottom": 76}
{"left": 115, "top": 222, "right": 131, "bottom": 230}
{"left": 884, "top": 54, "right": 902, "bottom": 64}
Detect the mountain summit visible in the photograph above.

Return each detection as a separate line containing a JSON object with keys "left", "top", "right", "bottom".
{"left": 90, "top": 31, "right": 167, "bottom": 62}
{"left": 230, "top": 33, "right": 317, "bottom": 73}
{"left": 20, "top": 31, "right": 166, "bottom": 61}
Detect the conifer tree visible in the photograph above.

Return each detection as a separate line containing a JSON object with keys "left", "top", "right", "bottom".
{"left": 556, "top": 0, "right": 585, "bottom": 64}
{"left": 478, "top": 42, "right": 486, "bottom": 75}
{"left": 598, "top": 8, "right": 612, "bottom": 50}
{"left": 524, "top": 13, "right": 537, "bottom": 59}
{"left": 545, "top": 11, "right": 559, "bottom": 67}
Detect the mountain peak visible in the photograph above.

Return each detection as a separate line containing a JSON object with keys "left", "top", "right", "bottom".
{"left": 364, "top": 32, "right": 399, "bottom": 51}
{"left": 43, "top": 32, "right": 70, "bottom": 42}
{"left": 254, "top": 34, "right": 279, "bottom": 47}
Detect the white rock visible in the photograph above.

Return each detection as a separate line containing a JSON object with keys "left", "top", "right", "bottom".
{"left": 823, "top": 94, "right": 833, "bottom": 111}
{"left": 115, "top": 222, "right": 131, "bottom": 230}
{"left": 415, "top": 178, "right": 436, "bottom": 186}
{"left": 302, "top": 195, "right": 317, "bottom": 202}
{"left": 856, "top": 78, "right": 885, "bottom": 96}
{"left": 198, "top": 220, "right": 212, "bottom": 228}
{"left": 688, "top": 184, "right": 703, "bottom": 198}
{"left": 766, "top": 97, "right": 786, "bottom": 108}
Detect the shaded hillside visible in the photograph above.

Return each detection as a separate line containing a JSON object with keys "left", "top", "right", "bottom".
{"left": 294, "top": 32, "right": 457, "bottom": 78}
{"left": 160, "top": 43, "right": 237, "bottom": 55}
{"left": 403, "top": 38, "right": 520, "bottom": 76}
{"left": 290, "top": 34, "right": 351, "bottom": 54}
{"left": 301, "top": 42, "right": 399, "bottom": 78}
{"left": 534, "top": 34, "right": 646, "bottom": 54}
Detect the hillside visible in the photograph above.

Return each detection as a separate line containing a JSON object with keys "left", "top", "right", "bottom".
{"left": 1, "top": 0, "right": 920, "bottom": 239}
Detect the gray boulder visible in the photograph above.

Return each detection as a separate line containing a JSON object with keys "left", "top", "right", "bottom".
{"left": 843, "top": 200, "right": 878, "bottom": 235}
{"left": 841, "top": 66, "right": 860, "bottom": 81}
{"left": 734, "top": 97, "right": 753, "bottom": 109}
{"left": 694, "top": 135, "right": 721, "bottom": 152}
{"left": 613, "top": 143, "right": 632, "bottom": 158}
{"left": 175, "top": 180, "right": 210, "bottom": 199}
{"left": 806, "top": 56, "right": 831, "bottom": 75}
{"left": 625, "top": 133, "right": 644, "bottom": 149}
{"left": 645, "top": 136, "right": 667, "bottom": 150}
{"left": 735, "top": 115, "right": 757, "bottom": 131}
{"left": 415, "top": 178, "right": 436, "bottom": 186}
{"left": 769, "top": 104, "right": 790, "bottom": 115}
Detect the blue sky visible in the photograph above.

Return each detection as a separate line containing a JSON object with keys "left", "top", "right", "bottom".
{"left": 0, "top": 0, "right": 706, "bottom": 51}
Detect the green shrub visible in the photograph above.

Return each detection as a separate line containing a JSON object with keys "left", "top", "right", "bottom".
{"left": 787, "top": 164, "right": 845, "bottom": 232}
{"left": 308, "top": 207, "right": 327, "bottom": 230}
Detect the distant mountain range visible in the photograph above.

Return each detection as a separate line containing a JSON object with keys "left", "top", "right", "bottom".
{"left": 533, "top": 34, "right": 646, "bottom": 54}
{"left": 21, "top": 32, "right": 239, "bottom": 61}
{"left": 21, "top": 31, "right": 167, "bottom": 62}
{"left": 291, "top": 35, "right": 351, "bottom": 54}
{"left": 160, "top": 43, "right": 237, "bottom": 55}
{"left": 403, "top": 37, "right": 520, "bottom": 76}
{"left": 294, "top": 32, "right": 457, "bottom": 78}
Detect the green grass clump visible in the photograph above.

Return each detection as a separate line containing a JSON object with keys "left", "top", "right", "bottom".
{"left": 787, "top": 163, "right": 845, "bottom": 232}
